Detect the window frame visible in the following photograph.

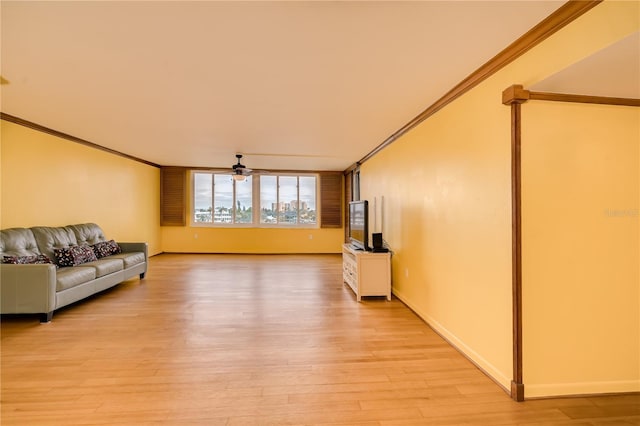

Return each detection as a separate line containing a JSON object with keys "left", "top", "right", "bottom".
{"left": 190, "top": 170, "right": 319, "bottom": 229}
{"left": 259, "top": 174, "right": 318, "bottom": 227}
{"left": 192, "top": 171, "right": 254, "bottom": 227}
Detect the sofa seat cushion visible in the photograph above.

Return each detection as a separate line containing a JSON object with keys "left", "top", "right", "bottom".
{"left": 107, "top": 252, "right": 145, "bottom": 269}
{"left": 82, "top": 258, "right": 124, "bottom": 278}
{"left": 56, "top": 267, "right": 97, "bottom": 291}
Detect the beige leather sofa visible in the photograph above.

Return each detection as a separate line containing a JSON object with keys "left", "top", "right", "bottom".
{"left": 0, "top": 223, "right": 147, "bottom": 322}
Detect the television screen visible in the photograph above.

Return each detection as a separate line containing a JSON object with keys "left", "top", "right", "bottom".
{"left": 349, "top": 200, "right": 369, "bottom": 250}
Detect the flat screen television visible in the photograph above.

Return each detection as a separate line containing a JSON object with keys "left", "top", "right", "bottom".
{"left": 349, "top": 200, "right": 369, "bottom": 251}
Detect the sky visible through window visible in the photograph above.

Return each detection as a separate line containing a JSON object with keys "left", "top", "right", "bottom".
{"left": 194, "top": 174, "right": 316, "bottom": 210}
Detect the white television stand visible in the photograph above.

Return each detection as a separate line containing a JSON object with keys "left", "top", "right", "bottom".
{"left": 342, "top": 244, "right": 391, "bottom": 301}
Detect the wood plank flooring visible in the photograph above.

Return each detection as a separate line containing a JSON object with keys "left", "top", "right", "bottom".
{"left": 2, "top": 253, "right": 638, "bottom": 425}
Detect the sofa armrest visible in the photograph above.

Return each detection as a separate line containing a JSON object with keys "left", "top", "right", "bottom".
{"left": 0, "top": 264, "right": 57, "bottom": 316}
{"left": 118, "top": 242, "right": 148, "bottom": 260}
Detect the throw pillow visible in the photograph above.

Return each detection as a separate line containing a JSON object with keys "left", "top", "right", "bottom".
{"left": 54, "top": 245, "right": 98, "bottom": 267}
{"left": 2, "top": 254, "right": 54, "bottom": 265}
{"left": 91, "top": 240, "right": 122, "bottom": 259}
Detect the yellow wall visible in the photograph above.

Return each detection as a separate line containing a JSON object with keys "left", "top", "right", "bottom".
{"left": 1, "top": 121, "right": 162, "bottom": 255}
{"left": 361, "top": 74, "right": 514, "bottom": 390}
{"left": 522, "top": 102, "right": 639, "bottom": 397}
{"left": 360, "top": 0, "right": 639, "bottom": 396}
{"left": 162, "top": 226, "right": 343, "bottom": 253}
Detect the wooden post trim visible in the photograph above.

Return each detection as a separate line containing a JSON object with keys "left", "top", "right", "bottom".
{"left": 503, "top": 85, "right": 527, "bottom": 402}
{"left": 511, "top": 100, "right": 525, "bottom": 402}
{"left": 528, "top": 92, "right": 640, "bottom": 107}
{"left": 502, "top": 85, "right": 531, "bottom": 105}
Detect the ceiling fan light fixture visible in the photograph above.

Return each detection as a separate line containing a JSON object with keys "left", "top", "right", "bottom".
{"left": 230, "top": 154, "right": 251, "bottom": 182}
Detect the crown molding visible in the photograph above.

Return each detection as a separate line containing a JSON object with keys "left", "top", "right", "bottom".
{"left": 1, "top": 112, "right": 161, "bottom": 168}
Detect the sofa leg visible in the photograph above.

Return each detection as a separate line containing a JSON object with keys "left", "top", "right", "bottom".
{"left": 40, "top": 311, "right": 53, "bottom": 323}
{"left": 140, "top": 272, "right": 146, "bottom": 279}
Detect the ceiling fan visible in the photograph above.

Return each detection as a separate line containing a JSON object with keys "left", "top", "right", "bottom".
{"left": 231, "top": 154, "right": 252, "bottom": 181}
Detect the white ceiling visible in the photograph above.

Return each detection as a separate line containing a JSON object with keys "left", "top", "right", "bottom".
{"left": 531, "top": 30, "right": 640, "bottom": 99}
{"left": 1, "top": 0, "right": 615, "bottom": 172}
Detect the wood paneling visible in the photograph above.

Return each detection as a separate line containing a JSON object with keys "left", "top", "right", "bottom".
{"left": 320, "top": 171, "right": 343, "bottom": 228}
{"left": 160, "top": 167, "right": 187, "bottom": 226}
{"left": 503, "top": 85, "right": 640, "bottom": 107}
{"left": 344, "top": 170, "right": 353, "bottom": 243}
{"left": 2, "top": 254, "right": 638, "bottom": 425}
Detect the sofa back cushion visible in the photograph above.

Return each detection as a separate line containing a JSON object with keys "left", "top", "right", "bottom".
{"left": 67, "top": 223, "right": 108, "bottom": 246}
{"left": 31, "top": 226, "right": 78, "bottom": 260}
{"left": 0, "top": 228, "right": 42, "bottom": 257}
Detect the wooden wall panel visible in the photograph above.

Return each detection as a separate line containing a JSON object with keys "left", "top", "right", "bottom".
{"left": 320, "top": 172, "right": 343, "bottom": 228}
{"left": 161, "top": 167, "right": 186, "bottom": 226}
{"left": 344, "top": 171, "right": 353, "bottom": 242}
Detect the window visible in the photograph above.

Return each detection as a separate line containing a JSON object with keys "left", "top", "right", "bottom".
{"left": 352, "top": 169, "right": 361, "bottom": 201}
{"left": 193, "top": 172, "right": 253, "bottom": 225}
{"left": 259, "top": 175, "right": 317, "bottom": 225}
{"left": 192, "top": 171, "right": 317, "bottom": 227}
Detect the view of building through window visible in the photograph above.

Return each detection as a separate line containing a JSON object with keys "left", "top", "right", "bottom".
{"left": 260, "top": 175, "right": 316, "bottom": 224}
{"left": 193, "top": 172, "right": 316, "bottom": 226}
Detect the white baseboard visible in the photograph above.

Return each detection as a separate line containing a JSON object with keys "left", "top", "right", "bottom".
{"left": 525, "top": 380, "right": 640, "bottom": 398}
{"left": 392, "top": 289, "right": 512, "bottom": 392}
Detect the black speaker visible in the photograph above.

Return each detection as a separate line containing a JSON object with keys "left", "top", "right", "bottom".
{"left": 371, "top": 233, "right": 388, "bottom": 252}
{"left": 372, "top": 233, "right": 383, "bottom": 249}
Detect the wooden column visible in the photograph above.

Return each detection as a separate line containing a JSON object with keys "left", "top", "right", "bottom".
{"left": 502, "top": 84, "right": 530, "bottom": 402}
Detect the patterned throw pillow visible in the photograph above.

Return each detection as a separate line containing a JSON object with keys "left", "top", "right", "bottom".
{"left": 2, "top": 254, "right": 54, "bottom": 265}
{"left": 91, "top": 240, "right": 122, "bottom": 259}
{"left": 54, "top": 245, "right": 98, "bottom": 267}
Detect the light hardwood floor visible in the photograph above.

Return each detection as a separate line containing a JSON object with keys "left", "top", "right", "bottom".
{"left": 1, "top": 254, "right": 638, "bottom": 425}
